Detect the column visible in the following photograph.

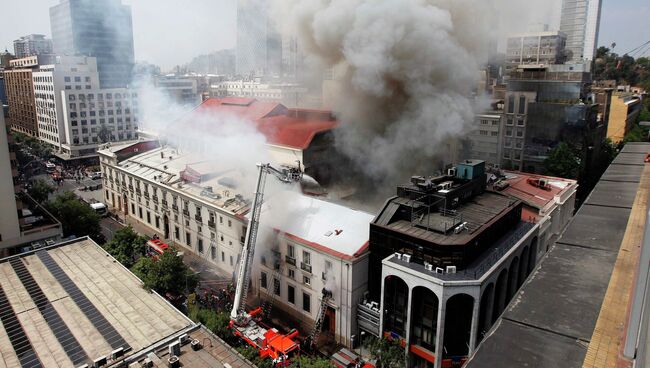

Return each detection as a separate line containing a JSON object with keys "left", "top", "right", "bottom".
{"left": 434, "top": 294, "right": 446, "bottom": 368}
{"left": 379, "top": 272, "right": 386, "bottom": 335}
{"left": 468, "top": 298, "right": 481, "bottom": 355}
{"left": 482, "top": 287, "right": 495, "bottom": 334}
{"left": 404, "top": 285, "right": 414, "bottom": 364}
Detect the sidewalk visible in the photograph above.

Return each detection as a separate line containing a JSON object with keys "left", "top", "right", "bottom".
{"left": 118, "top": 213, "right": 232, "bottom": 286}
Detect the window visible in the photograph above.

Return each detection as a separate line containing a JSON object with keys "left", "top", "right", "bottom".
{"left": 222, "top": 251, "right": 225, "bottom": 262}
{"left": 146, "top": 211, "right": 151, "bottom": 224}
{"left": 174, "top": 226, "right": 180, "bottom": 239}
{"left": 303, "top": 251, "right": 311, "bottom": 265}
{"left": 219, "top": 216, "right": 223, "bottom": 224}
{"left": 211, "top": 246, "right": 216, "bottom": 260}
{"left": 518, "top": 96, "right": 526, "bottom": 114}
{"left": 273, "top": 278, "right": 281, "bottom": 296}
{"left": 479, "top": 130, "right": 488, "bottom": 136}
{"left": 230, "top": 256, "right": 233, "bottom": 266}
{"left": 288, "top": 285, "right": 295, "bottom": 304}
{"left": 228, "top": 219, "right": 232, "bottom": 227}
{"left": 517, "top": 118, "right": 525, "bottom": 126}
{"left": 198, "top": 239, "right": 203, "bottom": 253}
{"left": 138, "top": 207, "right": 143, "bottom": 219}
{"left": 186, "top": 232, "right": 191, "bottom": 246}
{"left": 302, "top": 292, "right": 311, "bottom": 313}
{"left": 491, "top": 131, "right": 498, "bottom": 136}
{"left": 508, "top": 95, "right": 515, "bottom": 114}
{"left": 64, "top": 77, "right": 70, "bottom": 82}
{"left": 131, "top": 203, "right": 135, "bottom": 214}
{"left": 287, "top": 244, "right": 295, "bottom": 258}
{"left": 74, "top": 76, "right": 81, "bottom": 82}
{"left": 261, "top": 272, "right": 268, "bottom": 289}
{"left": 303, "top": 276, "right": 311, "bottom": 285}
{"left": 288, "top": 269, "right": 295, "bottom": 279}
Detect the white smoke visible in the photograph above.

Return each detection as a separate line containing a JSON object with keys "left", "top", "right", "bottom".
{"left": 271, "top": 0, "right": 496, "bottom": 183}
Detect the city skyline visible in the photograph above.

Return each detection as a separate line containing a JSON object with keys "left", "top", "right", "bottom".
{"left": 0, "top": 0, "right": 647, "bottom": 71}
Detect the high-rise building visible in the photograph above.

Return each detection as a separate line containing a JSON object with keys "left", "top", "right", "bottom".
{"left": 559, "top": 0, "right": 603, "bottom": 62}
{"left": 13, "top": 34, "right": 53, "bottom": 58}
{"left": 236, "top": 0, "right": 281, "bottom": 77}
{"left": 33, "top": 56, "right": 140, "bottom": 159}
{"left": 4, "top": 55, "right": 55, "bottom": 136}
{"left": 50, "top": 0, "right": 135, "bottom": 88}
{"left": 505, "top": 30, "right": 567, "bottom": 72}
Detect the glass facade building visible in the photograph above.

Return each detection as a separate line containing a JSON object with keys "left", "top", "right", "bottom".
{"left": 50, "top": 0, "right": 134, "bottom": 88}
{"left": 559, "top": 0, "right": 602, "bottom": 62}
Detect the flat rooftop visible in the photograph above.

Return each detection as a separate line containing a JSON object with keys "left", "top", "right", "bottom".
{"left": 0, "top": 237, "right": 193, "bottom": 367}
{"left": 377, "top": 191, "right": 516, "bottom": 246}
{"left": 118, "top": 146, "right": 251, "bottom": 216}
{"left": 465, "top": 142, "right": 650, "bottom": 368}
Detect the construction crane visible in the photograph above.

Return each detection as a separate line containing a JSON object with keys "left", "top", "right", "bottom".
{"left": 229, "top": 163, "right": 302, "bottom": 366}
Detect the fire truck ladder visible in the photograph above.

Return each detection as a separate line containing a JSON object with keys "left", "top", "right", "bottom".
{"left": 308, "top": 289, "right": 332, "bottom": 347}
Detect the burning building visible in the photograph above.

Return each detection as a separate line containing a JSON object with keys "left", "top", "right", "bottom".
{"left": 359, "top": 160, "right": 543, "bottom": 367}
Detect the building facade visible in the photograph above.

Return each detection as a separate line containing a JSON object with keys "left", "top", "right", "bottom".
{"left": 505, "top": 30, "right": 567, "bottom": 72}
{"left": 13, "top": 34, "right": 53, "bottom": 58}
{"left": 50, "top": 0, "right": 135, "bottom": 88}
{"left": 210, "top": 80, "right": 307, "bottom": 107}
{"left": 466, "top": 108, "right": 503, "bottom": 166}
{"left": 155, "top": 76, "right": 201, "bottom": 107}
{"left": 605, "top": 92, "right": 642, "bottom": 143}
{"left": 4, "top": 56, "right": 54, "bottom": 136}
{"left": 362, "top": 160, "right": 542, "bottom": 367}
{"left": 559, "top": 0, "right": 602, "bottom": 62}
{"left": 32, "top": 56, "right": 139, "bottom": 159}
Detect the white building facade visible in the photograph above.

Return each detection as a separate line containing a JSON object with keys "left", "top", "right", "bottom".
{"left": 32, "top": 56, "right": 139, "bottom": 159}
{"left": 560, "top": 0, "right": 602, "bottom": 62}
{"left": 210, "top": 80, "right": 306, "bottom": 107}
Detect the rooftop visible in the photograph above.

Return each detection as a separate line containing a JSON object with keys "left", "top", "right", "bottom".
{"left": 465, "top": 143, "right": 650, "bottom": 368}
{"left": 117, "top": 146, "right": 251, "bottom": 216}
{"left": 489, "top": 171, "right": 577, "bottom": 217}
{"left": 187, "top": 98, "right": 338, "bottom": 150}
{"left": 260, "top": 191, "right": 375, "bottom": 259}
{"left": 0, "top": 237, "right": 193, "bottom": 367}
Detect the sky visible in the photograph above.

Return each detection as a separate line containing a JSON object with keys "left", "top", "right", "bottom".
{"left": 0, "top": 0, "right": 648, "bottom": 70}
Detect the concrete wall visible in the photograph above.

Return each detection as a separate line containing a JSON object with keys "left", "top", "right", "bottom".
{"left": 0, "top": 113, "right": 21, "bottom": 247}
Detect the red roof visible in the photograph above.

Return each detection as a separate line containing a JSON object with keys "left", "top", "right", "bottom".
{"left": 187, "top": 98, "right": 338, "bottom": 149}
{"left": 499, "top": 171, "right": 574, "bottom": 210}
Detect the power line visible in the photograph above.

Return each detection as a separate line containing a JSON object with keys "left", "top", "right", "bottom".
{"left": 624, "top": 39, "right": 650, "bottom": 57}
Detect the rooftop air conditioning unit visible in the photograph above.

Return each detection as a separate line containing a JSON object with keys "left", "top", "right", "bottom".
{"left": 395, "top": 253, "right": 402, "bottom": 260}
{"left": 169, "top": 342, "right": 181, "bottom": 357}
{"left": 93, "top": 356, "right": 107, "bottom": 368}
{"left": 402, "top": 254, "right": 411, "bottom": 263}
{"left": 191, "top": 339, "right": 201, "bottom": 351}
{"left": 178, "top": 333, "right": 188, "bottom": 345}
{"left": 435, "top": 267, "right": 444, "bottom": 274}
{"left": 168, "top": 355, "right": 180, "bottom": 368}
{"left": 448, "top": 167, "right": 457, "bottom": 176}
{"left": 111, "top": 347, "right": 124, "bottom": 360}
{"left": 425, "top": 263, "right": 434, "bottom": 272}
{"left": 446, "top": 266, "right": 457, "bottom": 274}
{"left": 141, "top": 358, "right": 153, "bottom": 368}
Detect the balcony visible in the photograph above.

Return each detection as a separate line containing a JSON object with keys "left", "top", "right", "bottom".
{"left": 183, "top": 209, "right": 190, "bottom": 217}
{"left": 208, "top": 220, "right": 216, "bottom": 229}
{"left": 171, "top": 204, "right": 179, "bottom": 212}
{"left": 195, "top": 214, "right": 202, "bottom": 222}
{"left": 285, "top": 255, "right": 296, "bottom": 266}
{"left": 300, "top": 262, "right": 312, "bottom": 273}
{"left": 161, "top": 199, "right": 168, "bottom": 208}
{"left": 143, "top": 192, "right": 149, "bottom": 199}
{"left": 152, "top": 195, "right": 158, "bottom": 202}
{"left": 128, "top": 185, "right": 134, "bottom": 192}
{"left": 135, "top": 189, "right": 142, "bottom": 196}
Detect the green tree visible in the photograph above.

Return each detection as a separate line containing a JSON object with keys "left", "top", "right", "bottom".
{"left": 289, "top": 356, "right": 335, "bottom": 368}
{"left": 364, "top": 336, "right": 406, "bottom": 368}
{"left": 46, "top": 192, "right": 105, "bottom": 243}
{"left": 102, "top": 226, "right": 149, "bottom": 268}
{"left": 131, "top": 250, "right": 199, "bottom": 295}
{"left": 28, "top": 179, "right": 55, "bottom": 204}
{"left": 98, "top": 124, "right": 111, "bottom": 143}
{"left": 543, "top": 142, "right": 581, "bottom": 179}
{"left": 235, "top": 346, "right": 273, "bottom": 368}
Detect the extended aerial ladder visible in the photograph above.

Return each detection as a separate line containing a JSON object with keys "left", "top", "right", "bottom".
{"left": 229, "top": 163, "right": 302, "bottom": 365}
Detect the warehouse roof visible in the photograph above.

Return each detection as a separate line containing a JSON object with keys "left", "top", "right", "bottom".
{"left": 0, "top": 237, "right": 193, "bottom": 367}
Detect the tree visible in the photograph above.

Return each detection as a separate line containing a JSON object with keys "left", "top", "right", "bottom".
{"left": 288, "top": 356, "right": 335, "bottom": 368}
{"left": 46, "top": 192, "right": 105, "bottom": 243}
{"left": 98, "top": 124, "right": 111, "bottom": 143}
{"left": 363, "top": 336, "right": 406, "bottom": 368}
{"left": 28, "top": 179, "right": 55, "bottom": 204}
{"left": 543, "top": 142, "right": 581, "bottom": 179}
{"left": 102, "top": 226, "right": 149, "bottom": 268}
{"left": 131, "top": 250, "right": 199, "bottom": 295}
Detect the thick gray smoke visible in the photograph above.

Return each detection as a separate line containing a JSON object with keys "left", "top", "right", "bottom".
{"left": 271, "top": 0, "right": 495, "bottom": 183}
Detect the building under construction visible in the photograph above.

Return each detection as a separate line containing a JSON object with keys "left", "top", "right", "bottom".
{"left": 359, "top": 160, "right": 543, "bottom": 368}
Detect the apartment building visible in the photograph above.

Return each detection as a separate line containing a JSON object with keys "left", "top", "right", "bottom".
{"left": 466, "top": 106, "right": 503, "bottom": 166}
{"left": 505, "top": 30, "right": 567, "bottom": 73}
{"left": 32, "top": 56, "right": 139, "bottom": 159}
{"left": 13, "top": 34, "right": 53, "bottom": 58}
{"left": 605, "top": 92, "right": 643, "bottom": 143}
{"left": 4, "top": 55, "right": 55, "bottom": 136}
{"left": 210, "top": 80, "right": 307, "bottom": 107}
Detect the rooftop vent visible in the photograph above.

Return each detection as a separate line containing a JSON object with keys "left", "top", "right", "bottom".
{"left": 169, "top": 341, "right": 181, "bottom": 356}
{"left": 168, "top": 355, "right": 180, "bottom": 368}
{"left": 93, "top": 356, "right": 107, "bottom": 368}
{"left": 402, "top": 254, "right": 411, "bottom": 263}
{"left": 446, "top": 265, "right": 457, "bottom": 274}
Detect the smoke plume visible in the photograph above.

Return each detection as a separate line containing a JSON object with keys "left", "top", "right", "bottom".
{"left": 271, "top": 0, "right": 495, "bottom": 184}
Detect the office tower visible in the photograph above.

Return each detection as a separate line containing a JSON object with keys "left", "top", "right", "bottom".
{"left": 13, "top": 35, "right": 53, "bottom": 58}
{"left": 560, "top": 0, "right": 602, "bottom": 62}
{"left": 50, "top": 0, "right": 135, "bottom": 88}
{"left": 236, "top": 0, "right": 281, "bottom": 77}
